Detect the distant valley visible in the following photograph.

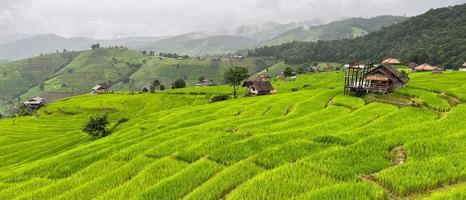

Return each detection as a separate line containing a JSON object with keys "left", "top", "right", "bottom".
{"left": 0, "top": 16, "right": 405, "bottom": 61}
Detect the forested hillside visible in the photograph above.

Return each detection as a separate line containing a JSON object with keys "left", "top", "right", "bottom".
{"left": 251, "top": 4, "right": 466, "bottom": 68}
{"left": 266, "top": 16, "right": 406, "bottom": 45}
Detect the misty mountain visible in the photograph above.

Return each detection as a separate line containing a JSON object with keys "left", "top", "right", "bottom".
{"left": 0, "top": 34, "right": 96, "bottom": 60}
{"left": 0, "top": 16, "right": 405, "bottom": 60}
{"left": 266, "top": 15, "right": 407, "bottom": 45}
{"left": 232, "top": 20, "right": 325, "bottom": 41}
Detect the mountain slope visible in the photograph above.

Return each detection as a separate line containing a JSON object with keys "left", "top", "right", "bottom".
{"left": 233, "top": 20, "right": 325, "bottom": 41}
{"left": 0, "top": 71, "right": 466, "bottom": 199}
{"left": 0, "top": 16, "right": 404, "bottom": 60}
{"left": 252, "top": 4, "right": 466, "bottom": 68}
{"left": 0, "top": 48, "right": 277, "bottom": 115}
{"left": 266, "top": 16, "right": 406, "bottom": 45}
{"left": 0, "top": 34, "right": 95, "bottom": 60}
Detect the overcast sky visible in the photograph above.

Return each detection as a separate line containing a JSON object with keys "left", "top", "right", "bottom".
{"left": 0, "top": 0, "right": 464, "bottom": 39}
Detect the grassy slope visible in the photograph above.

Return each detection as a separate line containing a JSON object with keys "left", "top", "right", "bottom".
{"left": 0, "top": 71, "right": 465, "bottom": 199}
{"left": 0, "top": 50, "right": 275, "bottom": 115}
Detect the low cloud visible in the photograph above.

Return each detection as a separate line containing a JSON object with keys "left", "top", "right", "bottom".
{"left": 0, "top": 0, "right": 464, "bottom": 39}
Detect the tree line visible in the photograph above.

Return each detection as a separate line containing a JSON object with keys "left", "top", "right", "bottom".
{"left": 250, "top": 4, "right": 466, "bottom": 69}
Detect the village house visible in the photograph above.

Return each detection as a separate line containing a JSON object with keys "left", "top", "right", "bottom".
{"left": 92, "top": 85, "right": 108, "bottom": 94}
{"left": 459, "top": 62, "right": 466, "bottom": 71}
{"left": 196, "top": 79, "right": 214, "bottom": 87}
{"left": 242, "top": 80, "right": 276, "bottom": 95}
{"left": 23, "top": 97, "right": 47, "bottom": 110}
{"left": 344, "top": 64, "right": 408, "bottom": 95}
{"left": 414, "top": 63, "right": 441, "bottom": 72}
{"left": 382, "top": 58, "right": 402, "bottom": 65}
{"left": 306, "top": 66, "right": 320, "bottom": 73}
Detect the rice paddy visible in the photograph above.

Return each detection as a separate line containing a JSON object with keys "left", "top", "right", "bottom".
{"left": 0, "top": 71, "right": 465, "bottom": 199}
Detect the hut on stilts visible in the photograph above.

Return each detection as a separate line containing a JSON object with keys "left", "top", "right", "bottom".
{"left": 344, "top": 63, "right": 408, "bottom": 96}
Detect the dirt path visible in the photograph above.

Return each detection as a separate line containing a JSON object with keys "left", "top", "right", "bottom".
{"left": 359, "top": 146, "right": 407, "bottom": 200}
{"left": 359, "top": 174, "right": 400, "bottom": 200}
{"left": 392, "top": 146, "right": 407, "bottom": 165}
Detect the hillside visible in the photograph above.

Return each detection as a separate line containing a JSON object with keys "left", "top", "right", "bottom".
{"left": 0, "top": 34, "right": 94, "bottom": 60}
{"left": 0, "top": 34, "right": 168, "bottom": 61}
{"left": 266, "top": 16, "right": 406, "bottom": 45}
{"left": 141, "top": 35, "right": 257, "bottom": 55}
{"left": 0, "top": 48, "right": 279, "bottom": 115}
{"left": 252, "top": 4, "right": 466, "bottom": 68}
{"left": 0, "top": 71, "right": 466, "bottom": 199}
{"left": 0, "top": 16, "right": 403, "bottom": 60}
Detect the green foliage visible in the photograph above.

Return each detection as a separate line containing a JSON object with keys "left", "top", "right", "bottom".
{"left": 209, "top": 93, "right": 231, "bottom": 103}
{"left": 251, "top": 4, "right": 466, "bottom": 68}
{"left": 284, "top": 67, "right": 293, "bottom": 77}
{"left": 224, "top": 66, "right": 249, "bottom": 98}
{"left": 82, "top": 114, "right": 110, "bottom": 138}
{"left": 171, "top": 78, "right": 186, "bottom": 89}
{"left": 0, "top": 72, "right": 465, "bottom": 199}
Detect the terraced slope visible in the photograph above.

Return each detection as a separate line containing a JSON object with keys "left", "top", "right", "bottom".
{"left": 0, "top": 49, "right": 276, "bottom": 115}
{"left": 0, "top": 72, "right": 465, "bottom": 199}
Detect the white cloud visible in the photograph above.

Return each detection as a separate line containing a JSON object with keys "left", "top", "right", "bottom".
{"left": 0, "top": 0, "right": 464, "bottom": 38}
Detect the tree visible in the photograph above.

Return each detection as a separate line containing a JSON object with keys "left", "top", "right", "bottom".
{"left": 159, "top": 85, "right": 166, "bottom": 90}
{"left": 151, "top": 80, "right": 161, "bottom": 92}
{"left": 171, "top": 78, "right": 186, "bottom": 89}
{"left": 198, "top": 76, "right": 206, "bottom": 83}
{"left": 91, "top": 43, "right": 100, "bottom": 50}
{"left": 284, "top": 67, "right": 293, "bottom": 77}
{"left": 82, "top": 114, "right": 110, "bottom": 138}
{"left": 224, "top": 66, "right": 249, "bottom": 98}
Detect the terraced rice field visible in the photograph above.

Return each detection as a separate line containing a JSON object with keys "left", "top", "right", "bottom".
{"left": 0, "top": 71, "right": 465, "bottom": 199}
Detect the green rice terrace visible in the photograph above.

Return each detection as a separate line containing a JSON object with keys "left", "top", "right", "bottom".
{"left": 0, "top": 71, "right": 466, "bottom": 199}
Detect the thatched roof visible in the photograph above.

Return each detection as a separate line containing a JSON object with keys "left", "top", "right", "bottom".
{"left": 366, "top": 74, "right": 389, "bottom": 81}
{"left": 242, "top": 81, "right": 274, "bottom": 92}
{"left": 31, "top": 97, "right": 45, "bottom": 102}
{"left": 382, "top": 58, "right": 401, "bottom": 65}
{"left": 366, "top": 64, "right": 408, "bottom": 84}
{"left": 414, "top": 64, "right": 439, "bottom": 71}
{"left": 92, "top": 85, "right": 106, "bottom": 90}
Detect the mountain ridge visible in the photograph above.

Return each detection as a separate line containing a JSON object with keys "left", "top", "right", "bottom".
{"left": 0, "top": 15, "right": 405, "bottom": 60}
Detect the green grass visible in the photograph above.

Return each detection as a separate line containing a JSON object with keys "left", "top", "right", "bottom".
{"left": 0, "top": 71, "right": 465, "bottom": 199}
{"left": 0, "top": 50, "right": 276, "bottom": 115}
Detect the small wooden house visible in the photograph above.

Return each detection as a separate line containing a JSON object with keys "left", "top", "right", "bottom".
{"left": 460, "top": 62, "right": 466, "bottom": 71}
{"left": 92, "top": 85, "right": 108, "bottom": 94}
{"left": 382, "top": 58, "right": 401, "bottom": 65}
{"left": 344, "top": 64, "right": 408, "bottom": 95}
{"left": 414, "top": 64, "right": 441, "bottom": 72}
{"left": 23, "top": 97, "right": 47, "bottom": 110}
{"left": 196, "top": 79, "right": 214, "bottom": 87}
{"left": 306, "top": 66, "right": 320, "bottom": 73}
{"left": 364, "top": 65, "right": 408, "bottom": 93}
{"left": 242, "top": 80, "right": 276, "bottom": 95}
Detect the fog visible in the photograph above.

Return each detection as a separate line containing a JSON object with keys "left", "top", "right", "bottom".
{"left": 0, "top": 0, "right": 464, "bottom": 39}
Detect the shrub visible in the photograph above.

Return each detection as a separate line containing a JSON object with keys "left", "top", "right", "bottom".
{"left": 291, "top": 88, "right": 299, "bottom": 92}
{"left": 172, "top": 78, "right": 186, "bottom": 89}
{"left": 82, "top": 114, "right": 110, "bottom": 138}
{"left": 210, "top": 94, "right": 231, "bottom": 103}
